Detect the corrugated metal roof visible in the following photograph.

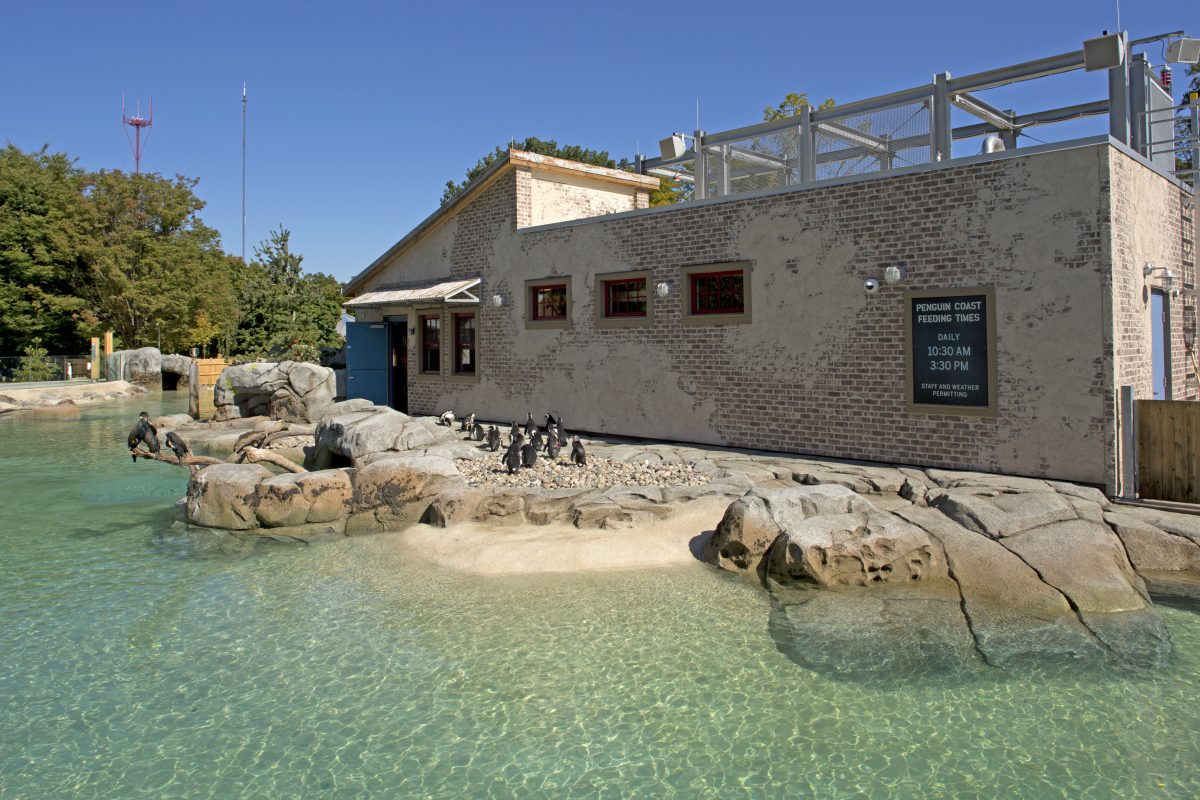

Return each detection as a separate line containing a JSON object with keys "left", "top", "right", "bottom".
{"left": 343, "top": 277, "right": 481, "bottom": 308}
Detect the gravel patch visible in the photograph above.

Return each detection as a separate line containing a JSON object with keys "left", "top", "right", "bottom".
{"left": 457, "top": 454, "right": 712, "bottom": 490}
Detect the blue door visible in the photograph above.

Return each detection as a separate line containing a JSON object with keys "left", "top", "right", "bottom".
{"left": 1151, "top": 290, "right": 1169, "bottom": 400}
{"left": 345, "top": 321, "right": 389, "bottom": 405}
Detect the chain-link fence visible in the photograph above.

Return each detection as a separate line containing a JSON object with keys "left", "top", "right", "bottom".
{"left": 813, "top": 99, "right": 932, "bottom": 181}
{"left": 0, "top": 355, "right": 92, "bottom": 384}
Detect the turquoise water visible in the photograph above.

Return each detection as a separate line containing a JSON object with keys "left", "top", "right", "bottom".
{"left": 1, "top": 397, "right": 1199, "bottom": 799}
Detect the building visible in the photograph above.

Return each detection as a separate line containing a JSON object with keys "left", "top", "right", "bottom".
{"left": 343, "top": 33, "right": 1199, "bottom": 492}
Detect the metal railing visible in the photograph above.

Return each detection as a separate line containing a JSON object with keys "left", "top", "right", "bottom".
{"left": 638, "top": 31, "right": 1197, "bottom": 200}
{"left": 0, "top": 355, "right": 92, "bottom": 384}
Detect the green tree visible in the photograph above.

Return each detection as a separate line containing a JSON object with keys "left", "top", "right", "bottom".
{"left": 0, "top": 145, "right": 90, "bottom": 354}
{"left": 230, "top": 227, "right": 344, "bottom": 361}
{"left": 441, "top": 137, "right": 616, "bottom": 204}
{"left": 13, "top": 337, "right": 59, "bottom": 382}
{"left": 77, "top": 169, "right": 237, "bottom": 354}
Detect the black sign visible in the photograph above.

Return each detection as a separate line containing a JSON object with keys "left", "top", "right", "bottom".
{"left": 910, "top": 293, "right": 990, "bottom": 408}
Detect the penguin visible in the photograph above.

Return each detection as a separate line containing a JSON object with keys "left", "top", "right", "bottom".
{"left": 440, "top": 411, "right": 456, "bottom": 428}
{"left": 555, "top": 417, "right": 568, "bottom": 446}
{"left": 461, "top": 412, "right": 475, "bottom": 433}
{"left": 521, "top": 441, "right": 538, "bottom": 468}
{"left": 472, "top": 421, "right": 484, "bottom": 441}
{"left": 503, "top": 434, "right": 524, "bottom": 474}
{"left": 165, "top": 431, "right": 190, "bottom": 463}
{"left": 570, "top": 437, "right": 587, "bottom": 467}
{"left": 486, "top": 425, "right": 501, "bottom": 452}
{"left": 523, "top": 412, "right": 535, "bottom": 439}
{"left": 142, "top": 423, "right": 161, "bottom": 455}
{"left": 546, "top": 436, "right": 561, "bottom": 460}
{"left": 127, "top": 413, "right": 159, "bottom": 460}
{"left": 509, "top": 421, "right": 520, "bottom": 444}
{"left": 545, "top": 411, "right": 559, "bottom": 429}
{"left": 530, "top": 429, "right": 544, "bottom": 451}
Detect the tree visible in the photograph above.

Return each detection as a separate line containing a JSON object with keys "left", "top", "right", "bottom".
{"left": 77, "top": 169, "right": 237, "bottom": 354}
{"left": 441, "top": 136, "right": 616, "bottom": 204}
{"left": 0, "top": 145, "right": 90, "bottom": 354}
{"left": 230, "top": 227, "right": 344, "bottom": 361}
{"left": 1177, "top": 63, "right": 1200, "bottom": 186}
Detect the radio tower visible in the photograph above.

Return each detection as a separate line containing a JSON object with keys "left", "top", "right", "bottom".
{"left": 121, "top": 95, "right": 153, "bottom": 174}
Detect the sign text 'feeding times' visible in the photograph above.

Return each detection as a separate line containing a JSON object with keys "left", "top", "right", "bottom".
{"left": 909, "top": 292, "right": 991, "bottom": 409}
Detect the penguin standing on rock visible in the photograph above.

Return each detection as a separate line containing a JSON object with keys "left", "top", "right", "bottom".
{"left": 523, "top": 412, "right": 535, "bottom": 439}
{"left": 461, "top": 413, "right": 475, "bottom": 433}
{"left": 472, "top": 421, "right": 484, "bottom": 441}
{"left": 503, "top": 434, "right": 524, "bottom": 474}
{"left": 546, "top": 436, "right": 561, "bottom": 460}
{"left": 530, "top": 429, "right": 544, "bottom": 452}
{"left": 521, "top": 439, "right": 538, "bottom": 468}
{"left": 439, "top": 411, "right": 456, "bottom": 428}
{"left": 486, "top": 425, "right": 501, "bottom": 452}
{"left": 570, "top": 437, "right": 587, "bottom": 467}
{"left": 508, "top": 421, "right": 520, "bottom": 445}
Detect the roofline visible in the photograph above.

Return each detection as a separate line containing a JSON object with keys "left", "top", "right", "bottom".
{"left": 344, "top": 152, "right": 515, "bottom": 296}
{"left": 345, "top": 149, "right": 657, "bottom": 296}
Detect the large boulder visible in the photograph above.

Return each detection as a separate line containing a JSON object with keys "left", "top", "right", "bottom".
{"left": 106, "top": 347, "right": 162, "bottom": 386}
{"left": 213, "top": 361, "right": 337, "bottom": 423}
{"left": 186, "top": 463, "right": 273, "bottom": 530}
{"left": 160, "top": 353, "right": 192, "bottom": 386}
{"left": 312, "top": 407, "right": 447, "bottom": 467}
{"left": 256, "top": 469, "right": 354, "bottom": 528}
{"left": 1105, "top": 508, "right": 1200, "bottom": 599}
{"left": 928, "top": 486, "right": 1077, "bottom": 538}
{"left": 351, "top": 454, "right": 462, "bottom": 531}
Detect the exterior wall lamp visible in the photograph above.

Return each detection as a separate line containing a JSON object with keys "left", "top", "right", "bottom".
{"left": 883, "top": 264, "right": 908, "bottom": 285}
{"left": 491, "top": 293, "right": 505, "bottom": 308}
{"left": 655, "top": 281, "right": 672, "bottom": 297}
{"left": 1143, "top": 262, "right": 1180, "bottom": 300}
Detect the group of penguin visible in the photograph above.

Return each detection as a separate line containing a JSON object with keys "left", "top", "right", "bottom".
{"left": 441, "top": 410, "right": 586, "bottom": 475}
{"left": 126, "top": 412, "right": 191, "bottom": 463}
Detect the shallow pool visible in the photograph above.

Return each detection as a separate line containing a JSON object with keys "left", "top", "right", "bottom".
{"left": 1, "top": 397, "right": 1198, "bottom": 798}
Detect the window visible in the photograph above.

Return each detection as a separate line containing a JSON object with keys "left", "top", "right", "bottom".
{"left": 604, "top": 277, "right": 647, "bottom": 317}
{"left": 525, "top": 277, "right": 572, "bottom": 329}
{"left": 691, "top": 270, "right": 744, "bottom": 314}
{"left": 419, "top": 314, "right": 440, "bottom": 373}
{"left": 596, "top": 270, "right": 652, "bottom": 329}
{"left": 681, "top": 262, "right": 752, "bottom": 326}
{"left": 531, "top": 284, "right": 567, "bottom": 320}
{"left": 453, "top": 312, "right": 475, "bottom": 375}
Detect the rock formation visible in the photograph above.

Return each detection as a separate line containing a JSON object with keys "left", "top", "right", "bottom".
{"left": 214, "top": 361, "right": 336, "bottom": 423}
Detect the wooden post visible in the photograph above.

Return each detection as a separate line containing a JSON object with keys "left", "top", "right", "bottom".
{"left": 89, "top": 337, "right": 100, "bottom": 380}
{"left": 103, "top": 331, "right": 114, "bottom": 380}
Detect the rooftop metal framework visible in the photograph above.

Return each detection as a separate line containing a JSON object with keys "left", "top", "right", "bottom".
{"left": 636, "top": 31, "right": 1199, "bottom": 201}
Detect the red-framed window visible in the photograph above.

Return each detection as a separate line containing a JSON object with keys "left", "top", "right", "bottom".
{"left": 420, "top": 314, "right": 440, "bottom": 373}
{"left": 530, "top": 283, "right": 567, "bottom": 321}
{"left": 453, "top": 312, "right": 475, "bottom": 375}
{"left": 603, "top": 277, "right": 648, "bottom": 318}
{"left": 690, "top": 270, "right": 745, "bottom": 315}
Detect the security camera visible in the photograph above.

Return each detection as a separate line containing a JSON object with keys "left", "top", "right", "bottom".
{"left": 863, "top": 278, "right": 881, "bottom": 294}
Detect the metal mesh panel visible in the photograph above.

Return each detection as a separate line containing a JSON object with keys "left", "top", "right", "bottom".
{"left": 813, "top": 100, "right": 931, "bottom": 182}
{"left": 702, "top": 123, "right": 804, "bottom": 197}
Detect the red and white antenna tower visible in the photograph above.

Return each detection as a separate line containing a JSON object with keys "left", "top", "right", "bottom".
{"left": 121, "top": 95, "right": 153, "bottom": 174}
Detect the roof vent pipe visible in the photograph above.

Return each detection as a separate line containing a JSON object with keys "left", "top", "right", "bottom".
{"left": 981, "top": 134, "right": 1006, "bottom": 154}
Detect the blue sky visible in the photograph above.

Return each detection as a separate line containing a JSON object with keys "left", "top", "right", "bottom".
{"left": 1, "top": 1, "right": 1193, "bottom": 282}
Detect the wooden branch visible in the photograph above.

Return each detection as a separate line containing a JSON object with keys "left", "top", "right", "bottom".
{"left": 238, "top": 447, "right": 307, "bottom": 473}
{"left": 130, "top": 450, "right": 222, "bottom": 467}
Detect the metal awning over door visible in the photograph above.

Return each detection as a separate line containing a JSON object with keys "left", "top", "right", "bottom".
{"left": 343, "top": 277, "right": 480, "bottom": 309}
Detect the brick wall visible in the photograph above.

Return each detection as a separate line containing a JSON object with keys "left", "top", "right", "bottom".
{"left": 382, "top": 141, "right": 1193, "bottom": 487}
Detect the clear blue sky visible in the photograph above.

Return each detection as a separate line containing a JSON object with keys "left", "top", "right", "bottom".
{"left": 1, "top": 1, "right": 1193, "bottom": 282}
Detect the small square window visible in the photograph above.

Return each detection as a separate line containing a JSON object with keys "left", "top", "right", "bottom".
{"left": 525, "top": 277, "right": 572, "bottom": 329}
{"left": 604, "top": 277, "right": 647, "bottom": 318}
{"left": 690, "top": 270, "right": 744, "bottom": 315}
{"left": 681, "top": 263, "right": 752, "bottom": 326}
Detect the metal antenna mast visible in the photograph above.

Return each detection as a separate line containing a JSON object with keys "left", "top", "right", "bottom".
{"left": 121, "top": 95, "right": 153, "bottom": 174}
{"left": 242, "top": 82, "right": 247, "bottom": 262}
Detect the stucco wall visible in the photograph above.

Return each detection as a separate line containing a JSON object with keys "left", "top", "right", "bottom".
{"left": 356, "top": 141, "right": 1192, "bottom": 486}
{"left": 528, "top": 166, "right": 641, "bottom": 227}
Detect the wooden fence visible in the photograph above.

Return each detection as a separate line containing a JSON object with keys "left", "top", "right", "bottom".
{"left": 1136, "top": 399, "right": 1200, "bottom": 504}
{"left": 189, "top": 358, "right": 228, "bottom": 420}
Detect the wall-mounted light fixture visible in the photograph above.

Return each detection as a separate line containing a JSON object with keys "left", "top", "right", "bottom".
{"left": 655, "top": 281, "right": 672, "bottom": 298}
{"left": 1143, "top": 262, "right": 1180, "bottom": 301}
{"left": 491, "top": 293, "right": 505, "bottom": 308}
{"left": 883, "top": 263, "right": 908, "bottom": 285}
